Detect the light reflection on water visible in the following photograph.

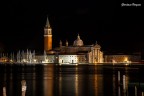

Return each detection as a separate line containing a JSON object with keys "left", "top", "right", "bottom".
{"left": 0, "top": 63, "right": 144, "bottom": 96}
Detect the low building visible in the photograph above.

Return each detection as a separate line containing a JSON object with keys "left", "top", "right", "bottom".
{"left": 104, "top": 53, "right": 141, "bottom": 63}
{"left": 0, "top": 56, "right": 9, "bottom": 62}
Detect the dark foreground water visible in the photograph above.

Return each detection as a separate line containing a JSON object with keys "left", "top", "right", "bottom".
{"left": 0, "top": 63, "right": 144, "bottom": 96}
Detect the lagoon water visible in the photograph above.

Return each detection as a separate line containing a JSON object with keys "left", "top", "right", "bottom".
{"left": 0, "top": 63, "right": 144, "bottom": 96}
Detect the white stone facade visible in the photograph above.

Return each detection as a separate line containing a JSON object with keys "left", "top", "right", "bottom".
{"left": 58, "top": 55, "right": 86, "bottom": 64}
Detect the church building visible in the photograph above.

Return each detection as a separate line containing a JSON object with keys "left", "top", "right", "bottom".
{"left": 38, "top": 17, "right": 104, "bottom": 64}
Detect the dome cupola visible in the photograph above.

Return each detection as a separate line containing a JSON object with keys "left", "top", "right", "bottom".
{"left": 73, "top": 34, "right": 84, "bottom": 46}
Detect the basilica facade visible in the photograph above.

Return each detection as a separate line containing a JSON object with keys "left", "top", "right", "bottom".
{"left": 37, "top": 17, "right": 104, "bottom": 64}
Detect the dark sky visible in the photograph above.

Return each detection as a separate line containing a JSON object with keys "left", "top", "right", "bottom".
{"left": 0, "top": 0, "right": 144, "bottom": 54}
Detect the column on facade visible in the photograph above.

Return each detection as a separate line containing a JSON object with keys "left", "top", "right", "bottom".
{"left": 94, "top": 48, "right": 96, "bottom": 63}
{"left": 100, "top": 52, "right": 103, "bottom": 63}
{"left": 93, "top": 49, "right": 95, "bottom": 63}
{"left": 90, "top": 51, "right": 93, "bottom": 63}
{"left": 96, "top": 49, "right": 98, "bottom": 62}
{"left": 98, "top": 49, "right": 100, "bottom": 63}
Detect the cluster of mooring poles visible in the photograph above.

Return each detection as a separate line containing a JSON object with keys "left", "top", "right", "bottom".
{"left": 118, "top": 71, "right": 144, "bottom": 96}
{"left": 3, "top": 80, "right": 27, "bottom": 96}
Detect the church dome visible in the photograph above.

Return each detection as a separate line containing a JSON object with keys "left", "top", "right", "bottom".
{"left": 73, "top": 34, "right": 84, "bottom": 46}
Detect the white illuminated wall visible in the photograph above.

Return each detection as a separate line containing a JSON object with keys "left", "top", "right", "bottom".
{"left": 58, "top": 55, "right": 86, "bottom": 64}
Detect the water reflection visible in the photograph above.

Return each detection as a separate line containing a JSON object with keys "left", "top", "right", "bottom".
{"left": 43, "top": 65, "right": 54, "bottom": 96}
{"left": 53, "top": 65, "right": 104, "bottom": 96}
{"left": 0, "top": 64, "right": 144, "bottom": 96}
{"left": 56, "top": 66, "right": 80, "bottom": 96}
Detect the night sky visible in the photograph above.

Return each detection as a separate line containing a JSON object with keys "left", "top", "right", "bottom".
{"left": 0, "top": 0, "right": 144, "bottom": 54}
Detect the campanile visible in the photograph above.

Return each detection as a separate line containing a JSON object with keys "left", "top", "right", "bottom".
{"left": 44, "top": 17, "right": 52, "bottom": 51}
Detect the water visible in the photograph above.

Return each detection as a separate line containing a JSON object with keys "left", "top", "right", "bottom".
{"left": 0, "top": 63, "right": 144, "bottom": 96}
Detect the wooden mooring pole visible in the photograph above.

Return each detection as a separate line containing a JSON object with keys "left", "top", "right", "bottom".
{"left": 118, "top": 71, "right": 120, "bottom": 85}
{"left": 3, "top": 87, "right": 6, "bottom": 96}
{"left": 21, "top": 80, "right": 27, "bottom": 96}
{"left": 135, "top": 86, "right": 137, "bottom": 96}
{"left": 142, "top": 92, "right": 144, "bottom": 96}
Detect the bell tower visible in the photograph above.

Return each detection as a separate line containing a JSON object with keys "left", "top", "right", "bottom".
{"left": 44, "top": 17, "right": 52, "bottom": 51}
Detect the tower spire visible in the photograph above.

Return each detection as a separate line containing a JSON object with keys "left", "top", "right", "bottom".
{"left": 45, "top": 16, "right": 51, "bottom": 28}
{"left": 66, "top": 40, "right": 68, "bottom": 46}
{"left": 60, "top": 40, "right": 62, "bottom": 47}
{"left": 77, "top": 33, "right": 80, "bottom": 39}
{"left": 95, "top": 41, "right": 97, "bottom": 45}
